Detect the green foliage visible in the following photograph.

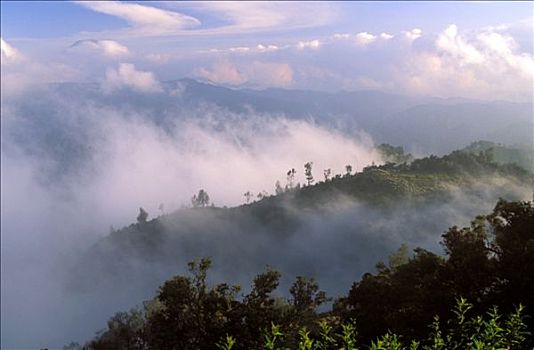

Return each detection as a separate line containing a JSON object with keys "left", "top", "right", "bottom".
{"left": 83, "top": 199, "right": 533, "bottom": 350}
{"left": 143, "top": 257, "right": 241, "bottom": 349}
{"left": 264, "top": 323, "right": 284, "bottom": 350}
{"left": 216, "top": 335, "right": 236, "bottom": 350}
{"left": 86, "top": 309, "right": 146, "bottom": 350}
{"left": 377, "top": 144, "right": 413, "bottom": 164}
{"left": 370, "top": 333, "right": 403, "bottom": 350}
{"left": 336, "top": 199, "right": 534, "bottom": 344}
{"left": 462, "top": 140, "right": 534, "bottom": 172}
{"left": 339, "top": 323, "right": 358, "bottom": 350}
{"left": 297, "top": 327, "right": 314, "bottom": 350}
{"left": 317, "top": 320, "right": 337, "bottom": 350}
{"left": 211, "top": 302, "right": 528, "bottom": 349}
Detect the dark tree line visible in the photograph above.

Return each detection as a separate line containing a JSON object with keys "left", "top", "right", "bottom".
{"left": 80, "top": 199, "right": 533, "bottom": 349}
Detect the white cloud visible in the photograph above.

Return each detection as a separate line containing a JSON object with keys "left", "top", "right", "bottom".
{"left": 256, "top": 44, "right": 280, "bottom": 52}
{"left": 210, "top": 43, "right": 281, "bottom": 55}
{"left": 98, "top": 40, "right": 129, "bottom": 57}
{"left": 1, "top": 38, "right": 21, "bottom": 63}
{"left": 75, "top": 1, "right": 200, "bottom": 36}
{"left": 433, "top": 24, "right": 533, "bottom": 78}
{"left": 355, "top": 32, "right": 377, "bottom": 46}
{"left": 229, "top": 46, "right": 251, "bottom": 53}
{"left": 170, "top": 2, "right": 338, "bottom": 35}
{"left": 380, "top": 32, "right": 394, "bottom": 40}
{"left": 404, "top": 28, "right": 423, "bottom": 41}
{"left": 103, "top": 63, "right": 163, "bottom": 93}
{"left": 298, "top": 39, "right": 321, "bottom": 50}
{"left": 477, "top": 30, "right": 534, "bottom": 77}
{"left": 436, "top": 24, "right": 484, "bottom": 64}
{"left": 332, "top": 33, "right": 351, "bottom": 39}
{"left": 74, "top": 2, "right": 337, "bottom": 38}
{"left": 195, "top": 60, "right": 293, "bottom": 87}
{"left": 69, "top": 39, "right": 129, "bottom": 58}
{"left": 195, "top": 61, "right": 246, "bottom": 85}
{"left": 394, "top": 24, "right": 534, "bottom": 101}
{"left": 1, "top": 39, "right": 81, "bottom": 95}
{"left": 334, "top": 31, "right": 392, "bottom": 44}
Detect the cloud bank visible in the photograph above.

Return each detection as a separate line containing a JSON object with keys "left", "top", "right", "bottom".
{"left": 1, "top": 88, "right": 386, "bottom": 346}
{"left": 75, "top": 1, "right": 201, "bottom": 36}
{"left": 103, "top": 63, "right": 162, "bottom": 93}
{"left": 69, "top": 39, "right": 130, "bottom": 58}
{"left": 2, "top": 19, "right": 532, "bottom": 101}
{"left": 196, "top": 60, "right": 294, "bottom": 87}
{"left": 1, "top": 37, "right": 21, "bottom": 63}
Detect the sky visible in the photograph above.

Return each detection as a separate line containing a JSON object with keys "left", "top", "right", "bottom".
{"left": 1, "top": 1, "right": 533, "bottom": 100}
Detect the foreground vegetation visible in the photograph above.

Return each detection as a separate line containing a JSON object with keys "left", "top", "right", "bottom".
{"left": 72, "top": 198, "right": 533, "bottom": 349}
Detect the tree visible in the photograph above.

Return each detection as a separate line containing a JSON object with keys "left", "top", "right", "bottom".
{"left": 137, "top": 207, "right": 148, "bottom": 224}
{"left": 345, "top": 164, "right": 353, "bottom": 177}
{"left": 289, "top": 276, "right": 329, "bottom": 327}
{"left": 487, "top": 199, "right": 534, "bottom": 321}
{"left": 257, "top": 191, "right": 268, "bottom": 200}
{"left": 335, "top": 199, "right": 534, "bottom": 344}
{"left": 304, "top": 162, "right": 314, "bottom": 186}
{"left": 323, "top": 168, "right": 331, "bottom": 182}
{"left": 388, "top": 243, "right": 410, "bottom": 269}
{"left": 86, "top": 309, "right": 146, "bottom": 350}
{"left": 191, "top": 189, "right": 210, "bottom": 208}
{"left": 62, "top": 342, "right": 82, "bottom": 350}
{"left": 286, "top": 168, "right": 296, "bottom": 190}
{"left": 240, "top": 267, "right": 284, "bottom": 349}
{"left": 441, "top": 216, "right": 493, "bottom": 303}
{"left": 244, "top": 191, "right": 253, "bottom": 204}
{"left": 377, "top": 143, "right": 413, "bottom": 164}
{"left": 145, "top": 258, "right": 240, "bottom": 350}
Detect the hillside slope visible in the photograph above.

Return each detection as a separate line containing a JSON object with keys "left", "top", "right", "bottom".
{"left": 69, "top": 149, "right": 532, "bottom": 302}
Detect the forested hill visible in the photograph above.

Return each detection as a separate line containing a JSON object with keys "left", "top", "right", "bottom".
{"left": 460, "top": 140, "right": 534, "bottom": 172}
{"left": 70, "top": 147, "right": 532, "bottom": 295}
{"left": 62, "top": 145, "right": 533, "bottom": 350}
{"left": 80, "top": 199, "right": 534, "bottom": 350}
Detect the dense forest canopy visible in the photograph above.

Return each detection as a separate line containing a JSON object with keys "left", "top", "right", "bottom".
{"left": 78, "top": 198, "right": 534, "bottom": 349}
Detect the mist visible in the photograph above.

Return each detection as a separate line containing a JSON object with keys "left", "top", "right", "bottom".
{"left": 1, "top": 83, "right": 531, "bottom": 348}
{"left": 1, "top": 89, "right": 382, "bottom": 348}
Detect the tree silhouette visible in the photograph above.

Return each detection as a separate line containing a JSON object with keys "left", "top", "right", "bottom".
{"left": 304, "top": 162, "right": 314, "bottom": 186}
{"left": 137, "top": 207, "right": 148, "bottom": 224}
{"left": 191, "top": 189, "right": 210, "bottom": 208}
{"left": 257, "top": 191, "right": 268, "bottom": 200}
{"left": 286, "top": 168, "right": 296, "bottom": 190}
{"left": 323, "top": 168, "right": 331, "bottom": 182}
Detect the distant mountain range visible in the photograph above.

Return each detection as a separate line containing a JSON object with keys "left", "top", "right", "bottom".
{"left": 5, "top": 79, "right": 532, "bottom": 160}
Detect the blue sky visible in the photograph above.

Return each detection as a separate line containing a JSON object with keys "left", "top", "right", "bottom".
{"left": 1, "top": 1, "right": 533, "bottom": 101}
{"left": 1, "top": 2, "right": 531, "bottom": 39}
